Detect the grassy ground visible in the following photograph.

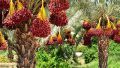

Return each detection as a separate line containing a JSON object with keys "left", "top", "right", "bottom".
{"left": 73, "top": 41, "right": 120, "bottom": 68}
{"left": 0, "top": 51, "right": 10, "bottom": 63}
{"left": 0, "top": 50, "right": 16, "bottom": 63}
{"left": 0, "top": 41, "right": 120, "bottom": 68}
{"left": 0, "top": 50, "right": 8, "bottom": 56}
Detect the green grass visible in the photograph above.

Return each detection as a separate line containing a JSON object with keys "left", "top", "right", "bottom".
{"left": 0, "top": 50, "right": 16, "bottom": 63}
{"left": 0, "top": 41, "right": 120, "bottom": 68}
{"left": 73, "top": 41, "right": 120, "bottom": 68}
{"left": 0, "top": 50, "right": 8, "bottom": 56}
{"left": 0, "top": 51, "right": 10, "bottom": 63}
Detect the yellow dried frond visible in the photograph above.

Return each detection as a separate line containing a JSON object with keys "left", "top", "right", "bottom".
{"left": 106, "top": 15, "right": 112, "bottom": 28}
{"left": 96, "top": 17, "right": 101, "bottom": 29}
{"left": 17, "top": 0, "right": 24, "bottom": 10}
{"left": 9, "top": 0, "right": 15, "bottom": 15}
{"left": 37, "top": 0, "right": 46, "bottom": 20}
{"left": 111, "top": 22, "right": 117, "bottom": 30}
{"left": 0, "top": 32, "right": 5, "bottom": 44}
{"left": 117, "top": 19, "right": 120, "bottom": 25}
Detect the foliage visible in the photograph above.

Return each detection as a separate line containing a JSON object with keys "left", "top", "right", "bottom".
{"left": 1, "top": 0, "right": 120, "bottom": 67}
{"left": 76, "top": 44, "right": 98, "bottom": 64}
{"left": 0, "top": 51, "right": 10, "bottom": 63}
{"left": 73, "top": 40, "right": 120, "bottom": 68}
{"left": 36, "top": 44, "right": 75, "bottom": 68}
{"left": 76, "top": 40, "right": 120, "bottom": 65}
{"left": 0, "top": 56, "right": 10, "bottom": 63}
{"left": 0, "top": 51, "right": 16, "bottom": 63}
{"left": 0, "top": 51, "right": 8, "bottom": 56}
{"left": 0, "top": 51, "right": 17, "bottom": 63}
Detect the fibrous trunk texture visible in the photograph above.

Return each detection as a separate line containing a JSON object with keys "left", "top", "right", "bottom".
{"left": 17, "top": 57, "right": 36, "bottom": 68}
{"left": 98, "top": 36, "right": 109, "bottom": 68}
{"left": 12, "top": 29, "right": 39, "bottom": 68}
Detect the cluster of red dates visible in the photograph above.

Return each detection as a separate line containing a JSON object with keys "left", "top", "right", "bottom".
{"left": 82, "top": 15, "right": 120, "bottom": 45}
{"left": 0, "top": 0, "right": 74, "bottom": 48}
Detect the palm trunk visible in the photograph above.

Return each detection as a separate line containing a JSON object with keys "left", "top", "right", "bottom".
{"left": 13, "top": 29, "right": 39, "bottom": 68}
{"left": 98, "top": 36, "right": 109, "bottom": 68}
{"left": 13, "top": 44, "right": 37, "bottom": 68}
{"left": 17, "top": 60, "right": 36, "bottom": 68}
{"left": 17, "top": 51, "right": 36, "bottom": 68}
